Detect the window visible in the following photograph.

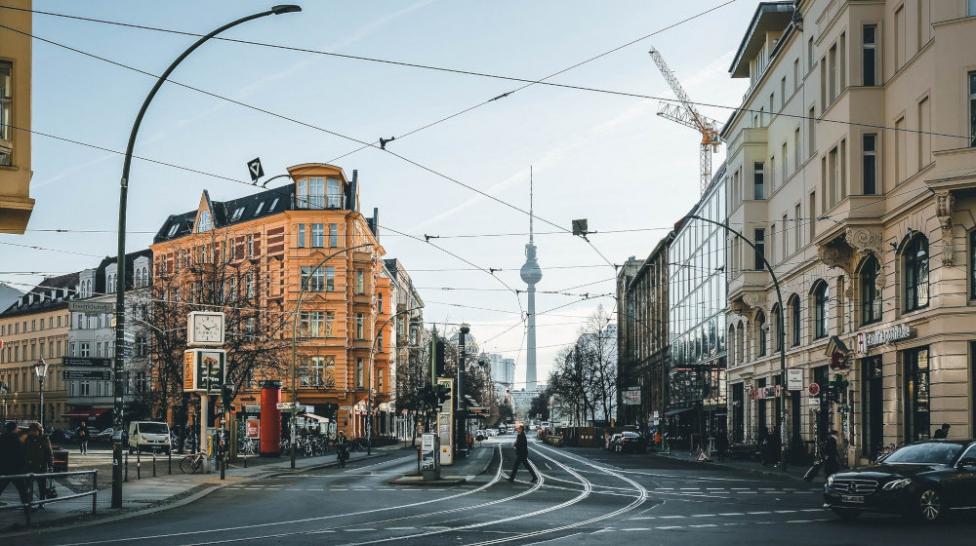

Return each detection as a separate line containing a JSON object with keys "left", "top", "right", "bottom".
{"left": 300, "top": 311, "right": 326, "bottom": 337}
{"left": 971, "top": 230, "right": 976, "bottom": 299}
{"left": 808, "top": 107, "right": 816, "bottom": 157}
{"left": 840, "top": 138, "right": 847, "bottom": 200}
{"left": 971, "top": 0, "right": 976, "bottom": 17}
{"left": 904, "top": 234, "right": 929, "bottom": 311}
{"left": 781, "top": 214, "right": 788, "bottom": 257}
{"left": 301, "top": 266, "right": 324, "bottom": 292}
{"left": 782, "top": 142, "right": 788, "bottom": 181}
{"left": 904, "top": 347, "right": 930, "bottom": 442}
{"left": 753, "top": 162, "right": 765, "bottom": 199}
{"left": 780, "top": 77, "right": 786, "bottom": 109}
{"left": 828, "top": 43, "right": 837, "bottom": 102}
{"left": 311, "top": 223, "right": 324, "bottom": 248}
{"left": 301, "top": 356, "right": 329, "bottom": 387}
{"left": 377, "top": 293, "right": 383, "bottom": 314}
{"left": 919, "top": 97, "right": 931, "bottom": 168}
{"left": 794, "top": 128, "right": 801, "bottom": 171}
{"left": 80, "top": 342, "right": 90, "bottom": 357}
{"left": 327, "top": 178, "right": 343, "bottom": 208}
{"left": 895, "top": 5, "right": 905, "bottom": 69}
{"left": 356, "top": 313, "right": 365, "bottom": 339}
{"left": 863, "top": 25, "right": 877, "bottom": 86}
{"left": 197, "top": 210, "right": 212, "bottom": 233}
{"left": 794, "top": 204, "right": 802, "bottom": 249}
{"left": 754, "top": 228, "right": 765, "bottom": 270}
{"left": 254, "top": 201, "right": 265, "bottom": 217}
{"left": 377, "top": 330, "right": 384, "bottom": 351}
{"left": 969, "top": 72, "right": 976, "bottom": 147}
{"left": 756, "top": 311, "right": 767, "bottom": 357}
{"left": 793, "top": 58, "right": 799, "bottom": 90}
{"left": 356, "top": 358, "right": 364, "bottom": 388}
{"left": 861, "top": 255, "right": 882, "bottom": 325}
{"left": 329, "top": 223, "right": 338, "bottom": 247}
{"left": 0, "top": 61, "right": 10, "bottom": 162}
{"left": 772, "top": 304, "right": 783, "bottom": 352}
{"left": 813, "top": 281, "right": 828, "bottom": 339}
{"left": 770, "top": 156, "right": 776, "bottom": 191}
{"left": 325, "top": 267, "right": 335, "bottom": 292}
{"left": 863, "top": 134, "right": 877, "bottom": 194}
{"left": 839, "top": 32, "right": 847, "bottom": 90}
{"left": 770, "top": 223, "right": 776, "bottom": 264}
{"left": 790, "top": 296, "right": 801, "bottom": 347}
{"left": 325, "top": 311, "right": 335, "bottom": 336}
{"left": 807, "top": 36, "right": 814, "bottom": 72}
{"left": 269, "top": 197, "right": 279, "bottom": 211}
{"left": 297, "top": 177, "right": 325, "bottom": 209}
{"left": 355, "top": 270, "right": 365, "bottom": 294}
{"left": 230, "top": 207, "right": 245, "bottom": 222}
{"left": 167, "top": 224, "right": 179, "bottom": 238}
{"left": 297, "top": 224, "right": 305, "bottom": 248}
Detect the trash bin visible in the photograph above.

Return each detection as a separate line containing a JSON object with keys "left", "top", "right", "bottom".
{"left": 53, "top": 449, "right": 69, "bottom": 472}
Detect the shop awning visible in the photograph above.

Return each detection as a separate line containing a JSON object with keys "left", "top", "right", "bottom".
{"left": 302, "top": 413, "right": 330, "bottom": 423}
{"left": 665, "top": 407, "right": 694, "bottom": 416}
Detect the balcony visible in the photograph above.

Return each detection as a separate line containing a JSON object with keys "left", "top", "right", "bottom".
{"left": 728, "top": 270, "right": 768, "bottom": 302}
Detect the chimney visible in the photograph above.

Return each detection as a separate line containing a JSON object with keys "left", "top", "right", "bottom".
{"left": 348, "top": 170, "right": 358, "bottom": 212}
{"left": 372, "top": 207, "right": 380, "bottom": 241}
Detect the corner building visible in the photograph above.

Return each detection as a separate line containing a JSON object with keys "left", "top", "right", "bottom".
{"left": 723, "top": 1, "right": 976, "bottom": 466}
{"left": 151, "top": 163, "right": 393, "bottom": 439}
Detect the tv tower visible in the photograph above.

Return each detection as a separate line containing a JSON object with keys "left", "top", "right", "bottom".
{"left": 519, "top": 167, "right": 542, "bottom": 392}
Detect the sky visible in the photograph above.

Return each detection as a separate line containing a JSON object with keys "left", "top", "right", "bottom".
{"left": 0, "top": 0, "right": 755, "bottom": 390}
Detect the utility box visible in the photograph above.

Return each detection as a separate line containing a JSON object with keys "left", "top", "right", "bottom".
{"left": 420, "top": 433, "right": 440, "bottom": 481}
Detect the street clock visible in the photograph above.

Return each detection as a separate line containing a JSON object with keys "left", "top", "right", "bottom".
{"left": 187, "top": 311, "right": 225, "bottom": 346}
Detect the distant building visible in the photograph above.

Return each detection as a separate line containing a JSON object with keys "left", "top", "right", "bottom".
{"left": 488, "top": 353, "right": 515, "bottom": 403}
{"left": 0, "top": 283, "right": 22, "bottom": 311}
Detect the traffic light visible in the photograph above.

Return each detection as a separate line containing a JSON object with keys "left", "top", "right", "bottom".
{"left": 221, "top": 384, "right": 236, "bottom": 409}
{"left": 434, "top": 339, "right": 446, "bottom": 377}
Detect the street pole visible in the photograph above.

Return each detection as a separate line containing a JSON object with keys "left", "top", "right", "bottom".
{"left": 688, "top": 214, "right": 788, "bottom": 470}
{"left": 290, "top": 243, "right": 373, "bottom": 469}
{"left": 38, "top": 375, "right": 44, "bottom": 430}
{"left": 110, "top": 5, "right": 301, "bottom": 509}
{"left": 456, "top": 324, "right": 469, "bottom": 458}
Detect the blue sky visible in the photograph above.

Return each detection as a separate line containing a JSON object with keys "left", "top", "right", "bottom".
{"left": 1, "top": 0, "right": 757, "bottom": 387}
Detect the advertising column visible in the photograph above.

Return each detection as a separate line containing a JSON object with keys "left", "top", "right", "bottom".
{"left": 260, "top": 380, "right": 282, "bottom": 456}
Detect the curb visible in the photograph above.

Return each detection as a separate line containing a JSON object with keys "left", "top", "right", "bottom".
{"left": 648, "top": 453, "right": 822, "bottom": 485}
{"left": 0, "top": 448, "right": 403, "bottom": 537}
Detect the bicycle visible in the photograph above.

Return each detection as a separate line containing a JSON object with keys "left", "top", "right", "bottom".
{"left": 179, "top": 452, "right": 207, "bottom": 474}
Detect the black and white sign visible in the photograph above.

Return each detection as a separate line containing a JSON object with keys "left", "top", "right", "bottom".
{"left": 246, "top": 157, "right": 264, "bottom": 182}
{"left": 856, "top": 323, "right": 914, "bottom": 352}
{"left": 63, "top": 369, "right": 112, "bottom": 380}
{"left": 787, "top": 368, "right": 804, "bottom": 391}
{"left": 63, "top": 357, "right": 111, "bottom": 367}
{"left": 69, "top": 301, "right": 114, "bottom": 314}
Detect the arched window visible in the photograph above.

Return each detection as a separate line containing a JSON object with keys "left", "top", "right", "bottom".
{"left": 788, "top": 295, "right": 801, "bottom": 347}
{"left": 904, "top": 233, "right": 929, "bottom": 312}
{"left": 771, "top": 303, "right": 783, "bottom": 352}
{"left": 756, "top": 311, "right": 767, "bottom": 357}
{"left": 728, "top": 325, "right": 736, "bottom": 367}
{"left": 860, "top": 255, "right": 882, "bottom": 325}
{"left": 812, "top": 281, "right": 828, "bottom": 339}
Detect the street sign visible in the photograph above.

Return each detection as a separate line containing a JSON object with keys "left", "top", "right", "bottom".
{"left": 808, "top": 382, "right": 821, "bottom": 397}
{"left": 246, "top": 157, "right": 264, "bottom": 182}
{"left": 787, "top": 369, "right": 804, "bottom": 391}
{"left": 622, "top": 387, "right": 641, "bottom": 405}
{"left": 63, "top": 369, "right": 112, "bottom": 380}
{"left": 69, "top": 301, "right": 114, "bottom": 314}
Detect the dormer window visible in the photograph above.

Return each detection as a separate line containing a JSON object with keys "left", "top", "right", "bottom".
{"left": 254, "top": 202, "right": 265, "bottom": 217}
{"left": 197, "top": 210, "right": 213, "bottom": 233}
{"left": 167, "top": 224, "right": 179, "bottom": 238}
{"left": 297, "top": 177, "right": 325, "bottom": 209}
{"left": 230, "top": 206, "right": 245, "bottom": 222}
{"left": 269, "top": 197, "right": 279, "bottom": 211}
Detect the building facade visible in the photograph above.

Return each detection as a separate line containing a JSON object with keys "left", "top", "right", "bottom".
{"left": 668, "top": 164, "right": 728, "bottom": 449}
{"left": 151, "top": 163, "right": 393, "bottom": 439}
{"left": 0, "top": 273, "right": 74, "bottom": 429}
{"left": 488, "top": 353, "right": 516, "bottom": 403}
{"left": 723, "top": 0, "right": 976, "bottom": 465}
{"left": 0, "top": 0, "right": 33, "bottom": 234}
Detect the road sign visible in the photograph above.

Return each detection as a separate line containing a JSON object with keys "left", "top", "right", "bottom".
{"left": 63, "top": 369, "right": 112, "bottom": 380}
{"left": 246, "top": 157, "right": 264, "bottom": 182}
{"left": 69, "top": 301, "right": 114, "bottom": 314}
{"left": 787, "top": 369, "right": 804, "bottom": 391}
{"left": 808, "top": 382, "right": 821, "bottom": 397}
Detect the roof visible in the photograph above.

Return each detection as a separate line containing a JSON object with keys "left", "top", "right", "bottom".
{"left": 728, "top": 2, "right": 795, "bottom": 78}
{"left": 154, "top": 183, "right": 295, "bottom": 243}
{"left": 1, "top": 272, "right": 80, "bottom": 317}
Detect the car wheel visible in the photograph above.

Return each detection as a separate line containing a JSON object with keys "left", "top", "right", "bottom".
{"left": 914, "top": 488, "right": 943, "bottom": 522}
{"left": 831, "top": 508, "right": 860, "bottom": 521}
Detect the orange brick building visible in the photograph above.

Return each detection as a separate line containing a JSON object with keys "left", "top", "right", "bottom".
{"left": 150, "top": 163, "right": 393, "bottom": 438}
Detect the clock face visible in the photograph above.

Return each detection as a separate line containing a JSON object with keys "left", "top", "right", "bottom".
{"left": 193, "top": 314, "right": 222, "bottom": 344}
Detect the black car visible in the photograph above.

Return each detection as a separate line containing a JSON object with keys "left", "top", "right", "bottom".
{"left": 824, "top": 440, "right": 976, "bottom": 522}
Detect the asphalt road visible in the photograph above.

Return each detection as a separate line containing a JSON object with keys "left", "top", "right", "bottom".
{"left": 10, "top": 437, "right": 976, "bottom": 546}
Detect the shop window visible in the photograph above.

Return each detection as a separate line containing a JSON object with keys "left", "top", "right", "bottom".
{"left": 903, "top": 233, "right": 929, "bottom": 312}
{"left": 903, "top": 347, "right": 930, "bottom": 442}
{"left": 971, "top": 230, "right": 976, "bottom": 299}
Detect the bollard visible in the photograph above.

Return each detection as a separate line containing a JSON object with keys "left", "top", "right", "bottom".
{"left": 152, "top": 451, "right": 157, "bottom": 477}
{"left": 136, "top": 449, "right": 141, "bottom": 480}
{"left": 24, "top": 474, "right": 33, "bottom": 527}
{"left": 92, "top": 469, "right": 98, "bottom": 516}
{"left": 168, "top": 450, "right": 172, "bottom": 475}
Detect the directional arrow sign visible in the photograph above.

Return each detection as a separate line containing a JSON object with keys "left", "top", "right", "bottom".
{"left": 246, "top": 157, "right": 264, "bottom": 183}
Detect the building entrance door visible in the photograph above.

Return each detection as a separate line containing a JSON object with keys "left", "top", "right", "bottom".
{"left": 861, "top": 357, "right": 883, "bottom": 460}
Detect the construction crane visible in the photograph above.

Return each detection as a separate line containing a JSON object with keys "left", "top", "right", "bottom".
{"left": 649, "top": 47, "right": 722, "bottom": 195}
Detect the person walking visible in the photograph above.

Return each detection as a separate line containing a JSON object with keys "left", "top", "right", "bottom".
{"left": 77, "top": 422, "right": 90, "bottom": 455}
{"left": 24, "top": 423, "right": 53, "bottom": 503}
{"left": 507, "top": 425, "right": 537, "bottom": 483}
{"left": 933, "top": 423, "right": 951, "bottom": 439}
{"left": 823, "top": 430, "right": 840, "bottom": 478}
{"left": 0, "top": 422, "right": 29, "bottom": 506}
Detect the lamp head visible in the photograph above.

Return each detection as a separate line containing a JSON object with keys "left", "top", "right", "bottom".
{"left": 34, "top": 358, "right": 49, "bottom": 379}
{"left": 271, "top": 5, "right": 302, "bottom": 14}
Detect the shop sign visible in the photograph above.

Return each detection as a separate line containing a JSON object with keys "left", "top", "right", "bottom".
{"left": 182, "top": 349, "right": 226, "bottom": 393}
{"left": 787, "top": 369, "right": 804, "bottom": 391}
{"left": 856, "top": 323, "right": 914, "bottom": 352}
{"left": 63, "top": 357, "right": 111, "bottom": 367}
{"left": 750, "top": 385, "right": 782, "bottom": 400}
{"left": 622, "top": 387, "right": 641, "bottom": 405}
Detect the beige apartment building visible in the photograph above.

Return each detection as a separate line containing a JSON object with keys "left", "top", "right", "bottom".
{"left": 0, "top": 0, "right": 33, "bottom": 234}
{"left": 723, "top": 0, "right": 976, "bottom": 466}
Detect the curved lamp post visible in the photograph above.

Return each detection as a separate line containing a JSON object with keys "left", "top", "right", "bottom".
{"left": 687, "top": 214, "right": 788, "bottom": 471}
{"left": 290, "top": 242, "right": 374, "bottom": 468}
{"left": 111, "top": 4, "right": 302, "bottom": 508}
{"left": 34, "top": 358, "right": 49, "bottom": 430}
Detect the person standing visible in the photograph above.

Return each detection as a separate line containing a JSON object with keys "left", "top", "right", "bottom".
{"left": 508, "top": 425, "right": 537, "bottom": 483}
{"left": 823, "top": 430, "right": 840, "bottom": 478}
{"left": 77, "top": 422, "right": 90, "bottom": 455}
{"left": 0, "top": 422, "right": 29, "bottom": 506}
{"left": 24, "top": 423, "right": 53, "bottom": 503}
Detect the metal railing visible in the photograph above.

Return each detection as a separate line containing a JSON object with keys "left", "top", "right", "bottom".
{"left": 0, "top": 469, "right": 98, "bottom": 526}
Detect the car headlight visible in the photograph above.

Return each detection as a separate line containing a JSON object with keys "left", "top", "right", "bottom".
{"left": 882, "top": 478, "right": 912, "bottom": 491}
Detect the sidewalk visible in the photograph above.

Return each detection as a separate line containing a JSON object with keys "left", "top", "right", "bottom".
{"left": 0, "top": 444, "right": 406, "bottom": 533}
{"left": 390, "top": 442, "right": 496, "bottom": 486}
{"left": 650, "top": 449, "right": 829, "bottom": 485}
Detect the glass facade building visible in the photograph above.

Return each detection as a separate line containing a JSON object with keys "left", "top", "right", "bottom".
{"left": 668, "top": 164, "right": 727, "bottom": 446}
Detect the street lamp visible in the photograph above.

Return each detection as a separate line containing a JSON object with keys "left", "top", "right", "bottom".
{"left": 290, "top": 243, "right": 374, "bottom": 469}
{"left": 110, "top": 5, "right": 302, "bottom": 509}
{"left": 456, "top": 323, "right": 470, "bottom": 458}
{"left": 34, "top": 358, "right": 49, "bottom": 430}
{"left": 0, "top": 381, "right": 8, "bottom": 422}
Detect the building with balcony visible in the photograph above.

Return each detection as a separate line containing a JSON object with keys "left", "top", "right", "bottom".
{"left": 0, "top": 0, "right": 33, "bottom": 233}
{"left": 723, "top": 0, "right": 976, "bottom": 466}
{"left": 151, "top": 163, "right": 393, "bottom": 439}
{"left": 668, "top": 164, "right": 728, "bottom": 450}
{"left": 384, "top": 258, "right": 425, "bottom": 438}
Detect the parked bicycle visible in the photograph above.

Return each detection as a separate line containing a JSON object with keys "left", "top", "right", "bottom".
{"left": 179, "top": 452, "right": 207, "bottom": 474}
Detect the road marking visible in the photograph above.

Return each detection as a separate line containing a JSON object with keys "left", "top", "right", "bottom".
{"left": 718, "top": 512, "right": 744, "bottom": 516}
{"left": 656, "top": 526, "right": 682, "bottom": 530}
{"left": 621, "top": 528, "right": 650, "bottom": 531}
{"left": 747, "top": 511, "right": 771, "bottom": 515}
{"left": 689, "top": 524, "right": 718, "bottom": 528}
{"left": 691, "top": 514, "right": 716, "bottom": 518}
{"left": 658, "top": 515, "right": 685, "bottom": 519}
{"left": 775, "top": 510, "right": 797, "bottom": 514}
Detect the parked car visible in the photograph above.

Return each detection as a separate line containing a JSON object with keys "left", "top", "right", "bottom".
{"left": 128, "top": 421, "right": 172, "bottom": 454}
{"left": 824, "top": 440, "right": 976, "bottom": 522}
{"left": 94, "top": 427, "right": 114, "bottom": 442}
{"left": 609, "top": 431, "right": 645, "bottom": 453}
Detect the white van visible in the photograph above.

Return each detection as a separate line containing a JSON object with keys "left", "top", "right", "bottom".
{"left": 128, "top": 421, "right": 172, "bottom": 454}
